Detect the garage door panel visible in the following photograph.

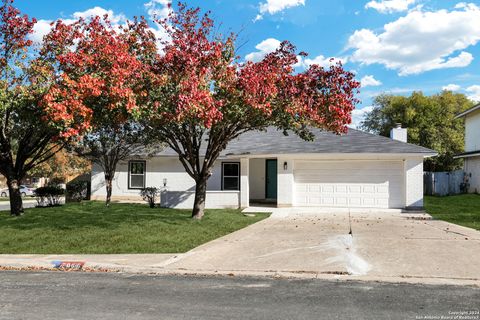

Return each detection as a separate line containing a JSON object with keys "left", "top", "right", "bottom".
{"left": 323, "top": 185, "right": 334, "bottom": 193}
{"left": 297, "top": 161, "right": 399, "bottom": 170}
{"left": 376, "top": 185, "right": 389, "bottom": 193}
{"left": 377, "top": 198, "right": 389, "bottom": 207}
{"left": 362, "top": 185, "right": 376, "bottom": 193}
{"left": 296, "top": 172, "right": 403, "bottom": 184}
{"left": 322, "top": 197, "right": 334, "bottom": 205}
{"left": 363, "top": 198, "right": 375, "bottom": 206}
{"left": 349, "top": 185, "right": 361, "bottom": 193}
{"left": 349, "top": 198, "right": 362, "bottom": 206}
{"left": 294, "top": 160, "right": 404, "bottom": 208}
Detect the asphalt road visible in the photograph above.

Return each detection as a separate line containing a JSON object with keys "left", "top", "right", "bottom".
{"left": 0, "top": 199, "right": 36, "bottom": 212}
{"left": 0, "top": 272, "right": 478, "bottom": 320}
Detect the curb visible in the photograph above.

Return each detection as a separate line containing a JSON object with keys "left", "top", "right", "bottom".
{"left": 1, "top": 262, "right": 479, "bottom": 288}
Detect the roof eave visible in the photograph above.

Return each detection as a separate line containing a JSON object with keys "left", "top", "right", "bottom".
{"left": 455, "top": 103, "right": 480, "bottom": 119}
{"left": 454, "top": 150, "right": 480, "bottom": 159}
{"left": 224, "top": 152, "right": 438, "bottom": 158}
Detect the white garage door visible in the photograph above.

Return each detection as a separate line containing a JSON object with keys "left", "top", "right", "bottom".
{"left": 294, "top": 160, "right": 404, "bottom": 208}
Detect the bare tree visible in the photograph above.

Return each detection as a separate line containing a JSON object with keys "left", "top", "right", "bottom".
{"left": 75, "top": 123, "right": 159, "bottom": 206}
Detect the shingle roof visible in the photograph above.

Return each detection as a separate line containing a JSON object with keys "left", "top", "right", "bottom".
{"left": 156, "top": 127, "right": 436, "bottom": 157}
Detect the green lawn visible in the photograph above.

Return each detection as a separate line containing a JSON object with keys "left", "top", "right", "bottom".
{"left": 0, "top": 201, "right": 269, "bottom": 254}
{"left": 0, "top": 197, "right": 8, "bottom": 202}
{"left": 425, "top": 194, "right": 480, "bottom": 230}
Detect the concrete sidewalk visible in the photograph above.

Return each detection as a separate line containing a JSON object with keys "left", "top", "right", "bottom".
{"left": 0, "top": 210, "right": 479, "bottom": 286}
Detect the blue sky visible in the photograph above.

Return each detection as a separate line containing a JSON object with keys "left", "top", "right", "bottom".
{"left": 16, "top": 0, "right": 480, "bottom": 127}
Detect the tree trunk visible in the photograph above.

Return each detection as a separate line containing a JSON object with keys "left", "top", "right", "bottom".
{"left": 7, "top": 177, "right": 24, "bottom": 216}
{"left": 105, "top": 174, "right": 113, "bottom": 207}
{"left": 192, "top": 177, "right": 207, "bottom": 220}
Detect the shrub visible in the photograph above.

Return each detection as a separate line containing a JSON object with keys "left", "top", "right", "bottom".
{"left": 140, "top": 187, "right": 159, "bottom": 208}
{"left": 34, "top": 186, "right": 65, "bottom": 207}
{"left": 66, "top": 180, "right": 89, "bottom": 202}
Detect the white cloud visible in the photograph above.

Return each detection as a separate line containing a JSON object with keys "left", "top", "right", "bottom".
{"left": 254, "top": 14, "right": 263, "bottom": 22}
{"left": 255, "top": 0, "right": 305, "bottom": 21}
{"left": 292, "top": 54, "right": 347, "bottom": 70}
{"left": 360, "top": 75, "right": 382, "bottom": 87}
{"left": 365, "top": 0, "right": 416, "bottom": 14}
{"left": 304, "top": 55, "right": 347, "bottom": 68}
{"left": 259, "top": 0, "right": 305, "bottom": 14}
{"left": 442, "top": 84, "right": 461, "bottom": 91}
{"left": 466, "top": 85, "right": 480, "bottom": 101}
{"left": 245, "top": 39, "right": 347, "bottom": 68}
{"left": 29, "top": 2, "right": 171, "bottom": 52}
{"left": 29, "top": 7, "right": 127, "bottom": 44}
{"left": 30, "top": 19, "right": 55, "bottom": 44}
{"left": 350, "top": 106, "right": 374, "bottom": 128}
{"left": 245, "top": 38, "right": 281, "bottom": 62}
{"left": 145, "top": 0, "right": 172, "bottom": 20}
{"left": 72, "top": 7, "right": 126, "bottom": 25}
{"left": 144, "top": 0, "right": 172, "bottom": 51}
{"left": 348, "top": 3, "right": 480, "bottom": 75}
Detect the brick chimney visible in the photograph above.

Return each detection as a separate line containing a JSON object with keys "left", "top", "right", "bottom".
{"left": 390, "top": 123, "right": 407, "bottom": 143}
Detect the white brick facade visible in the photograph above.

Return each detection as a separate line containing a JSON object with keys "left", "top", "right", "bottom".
{"left": 92, "top": 154, "right": 429, "bottom": 210}
{"left": 404, "top": 158, "right": 424, "bottom": 209}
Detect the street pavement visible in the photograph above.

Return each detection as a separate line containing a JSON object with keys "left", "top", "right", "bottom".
{"left": 0, "top": 271, "right": 478, "bottom": 320}
{"left": 0, "top": 199, "right": 36, "bottom": 212}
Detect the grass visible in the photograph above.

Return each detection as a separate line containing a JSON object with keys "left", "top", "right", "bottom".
{"left": 0, "top": 197, "right": 9, "bottom": 202}
{"left": 425, "top": 194, "right": 480, "bottom": 230}
{"left": 0, "top": 201, "right": 269, "bottom": 254}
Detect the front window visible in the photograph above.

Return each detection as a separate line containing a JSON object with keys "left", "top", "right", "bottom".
{"left": 222, "top": 162, "right": 240, "bottom": 191}
{"left": 129, "top": 161, "right": 146, "bottom": 189}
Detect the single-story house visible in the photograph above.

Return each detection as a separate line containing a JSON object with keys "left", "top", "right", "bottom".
{"left": 91, "top": 126, "right": 436, "bottom": 210}
{"left": 455, "top": 103, "right": 480, "bottom": 193}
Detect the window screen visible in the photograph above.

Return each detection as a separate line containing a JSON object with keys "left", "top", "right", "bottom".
{"left": 129, "top": 161, "right": 146, "bottom": 189}
{"left": 222, "top": 163, "right": 240, "bottom": 190}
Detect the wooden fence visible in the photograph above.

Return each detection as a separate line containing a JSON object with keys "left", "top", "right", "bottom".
{"left": 423, "top": 170, "right": 465, "bottom": 196}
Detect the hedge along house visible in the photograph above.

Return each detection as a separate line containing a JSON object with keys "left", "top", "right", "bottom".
{"left": 90, "top": 126, "right": 436, "bottom": 210}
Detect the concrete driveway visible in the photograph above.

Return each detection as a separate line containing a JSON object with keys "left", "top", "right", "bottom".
{"left": 164, "top": 209, "right": 480, "bottom": 285}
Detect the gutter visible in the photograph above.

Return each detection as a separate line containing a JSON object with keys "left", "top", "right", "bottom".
{"left": 454, "top": 150, "right": 480, "bottom": 159}
{"left": 455, "top": 103, "right": 480, "bottom": 119}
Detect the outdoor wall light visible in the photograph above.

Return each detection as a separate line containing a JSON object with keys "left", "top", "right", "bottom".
{"left": 163, "top": 178, "right": 167, "bottom": 187}
{"left": 283, "top": 161, "right": 288, "bottom": 170}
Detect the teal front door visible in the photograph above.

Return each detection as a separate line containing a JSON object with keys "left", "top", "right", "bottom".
{"left": 265, "top": 159, "right": 278, "bottom": 199}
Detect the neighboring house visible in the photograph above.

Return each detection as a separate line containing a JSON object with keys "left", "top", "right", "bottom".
{"left": 22, "top": 177, "right": 48, "bottom": 188}
{"left": 91, "top": 126, "right": 436, "bottom": 210}
{"left": 455, "top": 104, "right": 480, "bottom": 193}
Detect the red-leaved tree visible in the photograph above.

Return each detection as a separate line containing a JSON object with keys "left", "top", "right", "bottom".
{"left": 0, "top": 0, "right": 67, "bottom": 216}
{"left": 146, "top": 4, "right": 360, "bottom": 219}
{"left": 42, "top": 16, "right": 161, "bottom": 205}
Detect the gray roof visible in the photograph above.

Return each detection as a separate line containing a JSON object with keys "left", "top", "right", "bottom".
{"left": 455, "top": 103, "right": 480, "bottom": 118}
{"left": 157, "top": 127, "right": 436, "bottom": 157}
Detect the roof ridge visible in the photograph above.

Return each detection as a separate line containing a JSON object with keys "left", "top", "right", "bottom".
{"left": 347, "top": 127, "right": 435, "bottom": 153}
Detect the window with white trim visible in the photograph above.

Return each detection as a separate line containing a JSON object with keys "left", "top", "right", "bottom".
{"left": 222, "top": 162, "right": 240, "bottom": 191}
{"left": 129, "top": 161, "right": 146, "bottom": 189}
